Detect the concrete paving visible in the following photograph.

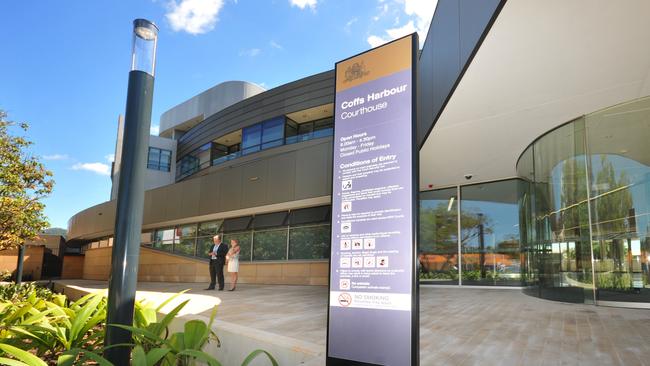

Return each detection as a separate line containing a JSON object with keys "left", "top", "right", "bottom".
{"left": 55, "top": 280, "right": 650, "bottom": 366}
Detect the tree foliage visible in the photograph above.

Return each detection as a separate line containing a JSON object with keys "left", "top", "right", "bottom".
{"left": 0, "top": 110, "right": 53, "bottom": 250}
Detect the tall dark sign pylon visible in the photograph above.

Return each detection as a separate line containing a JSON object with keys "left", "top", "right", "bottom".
{"left": 326, "top": 34, "right": 419, "bottom": 366}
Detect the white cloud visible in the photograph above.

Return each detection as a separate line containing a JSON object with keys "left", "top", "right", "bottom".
{"left": 385, "top": 20, "right": 417, "bottom": 39}
{"left": 404, "top": 0, "right": 437, "bottom": 36}
{"left": 150, "top": 125, "right": 160, "bottom": 135}
{"left": 289, "top": 0, "right": 317, "bottom": 10}
{"left": 166, "top": 0, "right": 225, "bottom": 35}
{"left": 367, "top": 35, "right": 386, "bottom": 48}
{"left": 367, "top": 0, "right": 437, "bottom": 48}
{"left": 105, "top": 154, "right": 115, "bottom": 163}
{"left": 43, "top": 154, "right": 68, "bottom": 161}
{"left": 344, "top": 17, "right": 358, "bottom": 33}
{"left": 269, "top": 40, "right": 283, "bottom": 50}
{"left": 239, "top": 48, "right": 261, "bottom": 57}
{"left": 373, "top": 3, "right": 389, "bottom": 21}
{"left": 72, "top": 162, "right": 111, "bottom": 176}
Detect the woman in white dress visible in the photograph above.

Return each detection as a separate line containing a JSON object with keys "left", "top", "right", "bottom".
{"left": 226, "top": 239, "right": 240, "bottom": 291}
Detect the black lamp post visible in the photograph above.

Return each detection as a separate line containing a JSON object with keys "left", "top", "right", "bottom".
{"left": 15, "top": 244, "right": 25, "bottom": 285}
{"left": 104, "top": 18, "right": 158, "bottom": 365}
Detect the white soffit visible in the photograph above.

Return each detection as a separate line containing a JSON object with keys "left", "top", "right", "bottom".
{"left": 419, "top": 0, "right": 650, "bottom": 190}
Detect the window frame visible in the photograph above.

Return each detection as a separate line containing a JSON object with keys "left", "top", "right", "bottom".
{"left": 147, "top": 147, "right": 172, "bottom": 172}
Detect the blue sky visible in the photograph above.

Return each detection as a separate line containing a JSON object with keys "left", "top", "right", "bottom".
{"left": 0, "top": 0, "right": 435, "bottom": 229}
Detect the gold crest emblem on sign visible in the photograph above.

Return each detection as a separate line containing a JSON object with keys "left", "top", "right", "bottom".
{"left": 344, "top": 62, "right": 369, "bottom": 82}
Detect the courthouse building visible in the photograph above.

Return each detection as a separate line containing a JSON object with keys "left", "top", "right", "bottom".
{"left": 65, "top": 0, "right": 650, "bottom": 308}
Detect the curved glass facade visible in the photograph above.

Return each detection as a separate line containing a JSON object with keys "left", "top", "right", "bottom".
{"left": 518, "top": 97, "right": 650, "bottom": 305}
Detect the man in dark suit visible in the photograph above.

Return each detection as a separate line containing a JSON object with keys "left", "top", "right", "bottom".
{"left": 206, "top": 235, "right": 229, "bottom": 290}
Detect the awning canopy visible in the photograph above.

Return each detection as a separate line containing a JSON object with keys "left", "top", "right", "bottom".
{"left": 419, "top": 0, "right": 650, "bottom": 189}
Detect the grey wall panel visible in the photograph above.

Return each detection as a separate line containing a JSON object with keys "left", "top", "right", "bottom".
{"left": 86, "top": 207, "right": 98, "bottom": 234}
{"left": 294, "top": 142, "right": 330, "bottom": 200}
{"left": 143, "top": 190, "right": 154, "bottom": 224}
{"left": 99, "top": 201, "right": 116, "bottom": 231}
{"left": 146, "top": 188, "right": 168, "bottom": 224}
{"left": 241, "top": 160, "right": 269, "bottom": 207}
{"left": 423, "top": 0, "right": 460, "bottom": 146}
{"left": 179, "top": 179, "right": 201, "bottom": 219}
{"left": 198, "top": 173, "right": 220, "bottom": 215}
{"left": 267, "top": 152, "right": 296, "bottom": 203}
{"left": 326, "top": 142, "right": 333, "bottom": 195}
{"left": 68, "top": 140, "right": 334, "bottom": 240}
{"left": 218, "top": 168, "right": 243, "bottom": 212}
{"left": 163, "top": 183, "right": 185, "bottom": 222}
{"left": 417, "top": 0, "right": 504, "bottom": 146}
{"left": 459, "top": 0, "right": 502, "bottom": 66}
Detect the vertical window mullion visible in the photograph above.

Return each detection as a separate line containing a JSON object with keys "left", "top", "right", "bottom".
{"left": 286, "top": 225, "right": 290, "bottom": 261}
{"left": 157, "top": 148, "right": 162, "bottom": 170}
{"left": 260, "top": 121, "right": 265, "bottom": 151}
{"left": 250, "top": 229, "right": 255, "bottom": 261}
{"left": 457, "top": 185, "right": 462, "bottom": 286}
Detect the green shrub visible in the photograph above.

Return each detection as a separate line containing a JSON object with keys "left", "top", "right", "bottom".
{"left": 104, "top": 300, "right": 278, "bottom": 366}
{"left": 462, "top": 270, "right": 480, "bottom": 281}
{"left": 0, "top": 291, "right": 105, "bottom": 362}
{"left": 0, "top": 282, "right": 60, "bottom": 303}
{"left": 0, "top": 270, "right": 11, "bottom": 282}
{"left": 597, "top": 272, "right": 633, "bottom": 290}
{"left": 419, "top": 268, "right": 459, "bottom": 281}
{"left": 0, "top": 288, "right": 278, "bottom": 366}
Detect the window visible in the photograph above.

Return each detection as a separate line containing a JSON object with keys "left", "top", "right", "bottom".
{"left": 174, "top": 224, "right": 197, "bottom": 256}
{"left": 241, "top": 117, "right": 286, "bottom": 155}
{"left": 289, "top": 206, "right": 330, "bottom": 226}
{"left": 297, "top": 123, "right": 314, "bottom": 135}
{"left": 176, "top": 143, "right": 211, "bottom": 179}
{"left": 242, "top": 124, "right": 262, "bottom": 155}
{"left": 253, "top": 229, "right": 287, "bottom": 260}
{"left": 212, "top": 143, "right": 229, "bottom": 160}
{"left": 212, "top": 142, "right": 243, "bottom": 166}
{"left": 222, "top": 216, "right": 252, "bottom": 232}
{"left": 197, "top": 236, "right": 215, "bottom": 259}
{"left": 223, "top": 231, "right": 252, "bottom": 262}
{"left": 198, "top": 221, "right": 222, "bottom": 236}
{"left": 285, "top": 119, "right": 298, "bottom": 140}
{"left": 419, "top": 188, "right": 459, "bottom": 285}
{"left": 145, "top": 207, "right": 334, "bottom": 263}
{"left": 147, "top": 147, "right": 172, "bottom": 171}
{"left": 289, "top": 225, "right": 330, "bottom": 260}
{"left": 252, "top": 211, "right": 288, "bottom": 229}
{"left": 261, "top": 117, "right": 285, "bottom": 149}
{"left": 177, "top": 155, "right": 199, "bottom": 179}
{"left": 313, "top": 117, "right": 334, "bottom": 138}
{"left": 460, "top": 181, "right": 521, "bottom": 286}
{"left": 154, "top": 228, "right": 175, "bottom": 251}
{"left": 286, "top": 117, "right": 334, "bottom": 144}
{"left": 141, "top": 232, "right": 153, "bottom": 246}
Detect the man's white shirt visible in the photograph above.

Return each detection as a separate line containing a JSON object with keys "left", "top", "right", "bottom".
{"left": 211, "top": 242, "right": 222, "bottom": 259}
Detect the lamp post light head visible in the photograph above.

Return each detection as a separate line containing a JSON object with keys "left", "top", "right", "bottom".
{"left": 131, "top": 19, "right": 159, "bottom": 76}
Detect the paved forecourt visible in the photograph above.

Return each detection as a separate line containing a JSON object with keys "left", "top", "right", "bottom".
{"left": 54, "top": 280, "right": 650, "bottom": 366}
